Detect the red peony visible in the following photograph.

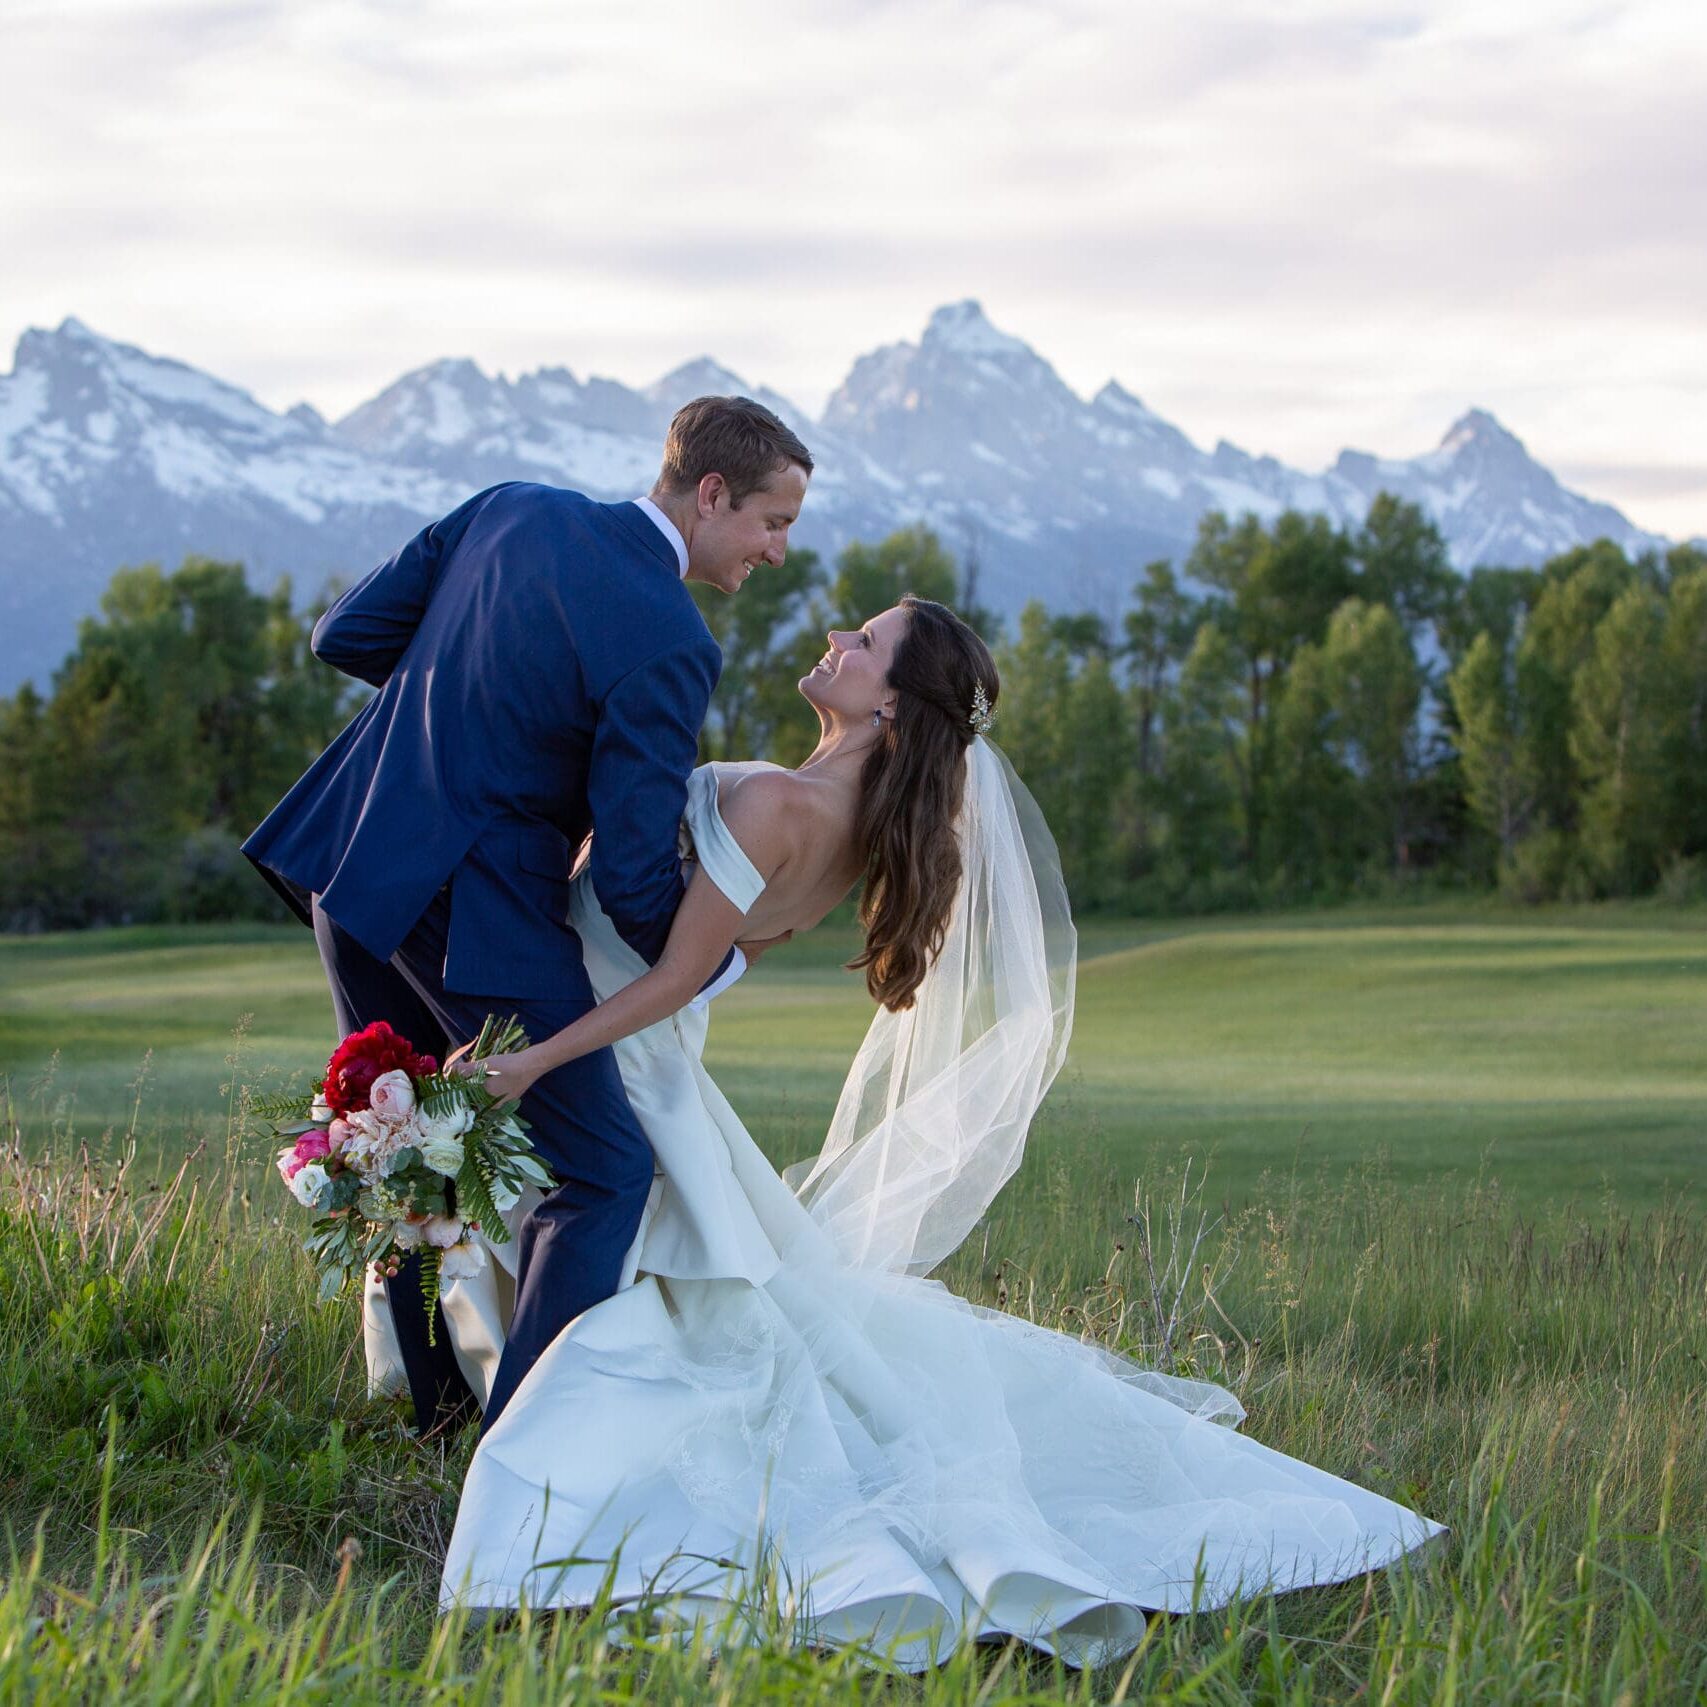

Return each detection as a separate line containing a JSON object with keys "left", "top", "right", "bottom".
{"left": 322, "top": 1021, "right": 438, "bottom": 1115}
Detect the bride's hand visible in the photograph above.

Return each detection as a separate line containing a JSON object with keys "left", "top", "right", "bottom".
{"left": 451, "top": 1046, "right": 540, "bottom": 1105}
{"left": 738, "top": 929, "right": 793, "bottom": 966}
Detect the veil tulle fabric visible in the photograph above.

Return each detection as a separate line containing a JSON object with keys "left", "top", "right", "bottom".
{"left": 784, "top": 737, "right": 1076, "bottom": 1277}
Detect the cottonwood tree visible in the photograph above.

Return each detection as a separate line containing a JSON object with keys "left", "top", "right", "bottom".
{"left": 1449, "top": 630, "right": 1535, "bottom": 865}
{"left": 1571, "top": 583, "right": 1671, "bottom": 891}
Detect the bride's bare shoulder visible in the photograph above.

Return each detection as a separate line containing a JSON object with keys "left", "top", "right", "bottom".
{"left": 713, "top": 765, "right": 819, "bottom": 871}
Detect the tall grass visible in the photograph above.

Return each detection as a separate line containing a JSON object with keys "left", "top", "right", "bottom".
{"left": 3, "top": 1062, "right": 1705, "bottom": 1702}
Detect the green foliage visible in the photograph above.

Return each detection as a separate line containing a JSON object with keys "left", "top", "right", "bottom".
{"left": 826, "top": 522, "right": 959, "bottom": 625}
{"left": 1659, "top": 563, "right": 1707, "bottom": 857}
{"left": 1352, "top": 491, "right": 1457, "bottom": 634}
{"left": 1157, "top": 623, "right": 1249, "bottom": 900}
{"left": 0, "top": 557, "right": 357, "bottom": 929}
{"left": 455, "top": 1148, "right": 505, "bottom": 1244}
{"left": 1268, "top": 641, "right": 1351, "bottom": 892}
{"left": 1437, "top": 565, "right": 1542, "bottom": 669}
{"left": 1571, "top": 583, "right": 1671, "bottom": 891}
{"left": 1319, "top": 598, "right": 1422, "bottom": 871}
{"left": 1497, "top": 827, "right": 1591, "bottom": 907}
{"left": 984, "top": 505, "right": 1704, "bottom": 913}
{"left": 1513, "top": 540, "right": 1638, "bottom": 842}
{"left": 1449, "top": 631, "right": 1533, "bottom": 865}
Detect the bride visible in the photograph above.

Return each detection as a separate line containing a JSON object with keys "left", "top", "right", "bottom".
{"left": 368, "top": 594, "right": 1443, "bottom": 1666}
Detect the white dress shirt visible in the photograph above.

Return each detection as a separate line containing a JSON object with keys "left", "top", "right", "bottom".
{"left": 630, "top": 495, "right": 747, "bottom": 1007}
{"left": 633, "top": 494, "right": 689, "bottom": 578}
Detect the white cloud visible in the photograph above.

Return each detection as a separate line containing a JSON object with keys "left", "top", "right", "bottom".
{"left": 2, "top": 0, "right": 1703, "bottom": 536}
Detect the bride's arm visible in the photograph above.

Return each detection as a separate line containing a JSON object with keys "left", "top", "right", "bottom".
{"left": 469, "top": 782, "right": 793, "bottom": 1101}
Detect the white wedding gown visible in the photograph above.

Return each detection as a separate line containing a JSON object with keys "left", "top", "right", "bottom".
{"left": 369, "top": 764, "right": 1442, "bottom": 1667}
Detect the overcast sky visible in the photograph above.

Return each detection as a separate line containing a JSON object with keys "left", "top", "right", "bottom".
{"left": 5, "top": 0, "right": 1703, "bottom": 537}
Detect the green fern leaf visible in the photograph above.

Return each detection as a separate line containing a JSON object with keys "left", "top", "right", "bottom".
{"left": 417, "top": 1246, "right": 443, "bottom": 1346}
{"left": 457, "top": 1149, "right": 506, "bottom": 1244}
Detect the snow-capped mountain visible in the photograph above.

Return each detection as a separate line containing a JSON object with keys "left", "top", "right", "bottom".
{"left": 1328, "top": 409, "right": 1657, "bottom": 570}
{"left": 819, "top": 303, "right": 1666, "bottom": 611}
{"left": 0, "top": 318, "right": 463, "bottom": 692}
{"left": 335, "top": 356, "right": 664, "bottom": 494}
{"left": 0, "top": 304, "right": 1675, "bottom": 691}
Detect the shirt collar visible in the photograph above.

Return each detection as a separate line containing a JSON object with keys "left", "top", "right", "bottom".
{"left": 633, "top": 495, "right": 689, "bottom": 579}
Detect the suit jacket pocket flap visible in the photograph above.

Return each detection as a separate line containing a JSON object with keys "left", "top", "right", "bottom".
{"left": 515, "top": 828, "right": 572, "bottom": 882}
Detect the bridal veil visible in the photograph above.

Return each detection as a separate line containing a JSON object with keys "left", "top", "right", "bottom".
{"left": 785, "top": 737, "right": 1076, "bottom": 1277}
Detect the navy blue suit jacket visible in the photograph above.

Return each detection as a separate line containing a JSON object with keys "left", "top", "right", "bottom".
{"left": 244, "top": 483, "right": 722, "bottom": 1001}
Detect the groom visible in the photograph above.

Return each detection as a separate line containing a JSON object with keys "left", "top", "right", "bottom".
{"left": 243, "top": 395, "right": 813, "bottom": 1433}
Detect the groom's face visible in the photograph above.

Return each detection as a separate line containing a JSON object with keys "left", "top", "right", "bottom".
{"left": 685, "top": 463, "right": 810, "bottom": 595}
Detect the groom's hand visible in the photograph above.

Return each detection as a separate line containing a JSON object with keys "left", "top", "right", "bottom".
{"left": 737, "top": 929, "right": 793, "bottom": 966}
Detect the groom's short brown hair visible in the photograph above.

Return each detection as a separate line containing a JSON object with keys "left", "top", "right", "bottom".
{"left": 658, "top": 396, "right": 813, "bottom": 507}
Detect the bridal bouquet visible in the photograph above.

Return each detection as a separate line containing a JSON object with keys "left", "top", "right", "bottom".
{"left": 258, "top": 1014, "right": 552, "bottom": 1336}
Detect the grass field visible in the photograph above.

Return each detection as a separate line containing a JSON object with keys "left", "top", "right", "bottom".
{"left": 2, "top": 902, "right": 1705, "bottom": 1701}
{"left": 4, "top": 900, "right": 1702, "bottom": 1208}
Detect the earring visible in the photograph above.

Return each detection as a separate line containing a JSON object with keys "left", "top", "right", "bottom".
{"left": 871, "top": 710, "right": 883, "bottom": 728}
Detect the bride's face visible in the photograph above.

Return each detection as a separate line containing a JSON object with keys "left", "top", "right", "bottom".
{"left": 799, "top": 604, "right": 909, "bottom": 724}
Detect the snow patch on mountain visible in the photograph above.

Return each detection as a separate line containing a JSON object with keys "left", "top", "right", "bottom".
{"left": 0, "top": 306, "right": 1682, "bottom": 693}
{"left": 925, "top": 300, "right": 1036, "bottom": 360}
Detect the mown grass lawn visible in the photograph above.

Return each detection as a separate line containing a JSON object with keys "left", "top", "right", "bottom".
{"left": 4, "top": 901, "right": 1701, "bottom": 1211}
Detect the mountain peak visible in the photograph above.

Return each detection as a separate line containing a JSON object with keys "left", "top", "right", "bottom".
{"left": 15, "top": 315, "right": 113, "bottom": 369}
{"left": 921, "top": 300, "right": 1034, "bottom": 360}
{"left": 643, "top": 359, "right": 806, "bottom": 432}
{"left": 407, "top": 356, "right": 494, "bottom": 393}
{"left": 647, "top": 356, "right": 749, "bottom": 401}
{"left": 1439, "top": 407, "right": 1526, "bottom": 457}
{"left": 1094, "top": 379, "right": 1149, "bottom": 415}
{"left": 8, "top": 315, "right": 284, "bottom": 442}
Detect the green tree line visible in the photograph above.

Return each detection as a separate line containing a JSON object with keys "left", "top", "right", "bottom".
{"left": 0, "top": 561, "right": 356, "bottom": 927}
{"left": 3, "top": 497, "right": 1703, "bottom": 930}
{"left": 1003, "top": 506, "right": 1707, "bottom": 912}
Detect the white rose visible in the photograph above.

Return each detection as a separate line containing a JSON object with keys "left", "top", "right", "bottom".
{"left": 421, "top": 1213, "right": 465, "bottom": 1249}
{"left": 368, "top": 1070, "right": 417, "bottom": 1125}
{"left": 309, "top": 1094, "right": 333, "bottom": 1123}
{"left": 439, "top": 1239, "right": 487, "bottom": 1283}
{"left": 419, "top": 1100, "right": 474, "bottom": 1143}
{"left": 289, "top": 1162, "right": 331, "bottom": 1210}
{"left": 419, "top": 1135, "right": 465, "bottom": 1176}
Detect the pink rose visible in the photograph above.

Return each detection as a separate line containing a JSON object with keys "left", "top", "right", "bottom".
{"left": 368, "top": 1069, "right": 417, "bottom": 1125}
{"left": 276, "top": 1145, "right": 305, "bottom": 1184}
{"left": 327, "top": 1117, "right": 353, "bottom": 1154}
{"left": 293, "top": 1129, "right": 333, "bottom": 1165}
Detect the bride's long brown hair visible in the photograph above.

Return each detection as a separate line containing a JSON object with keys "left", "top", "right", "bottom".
{"left": 848, "top": 596, "right": 1000, "bottom": 1012}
